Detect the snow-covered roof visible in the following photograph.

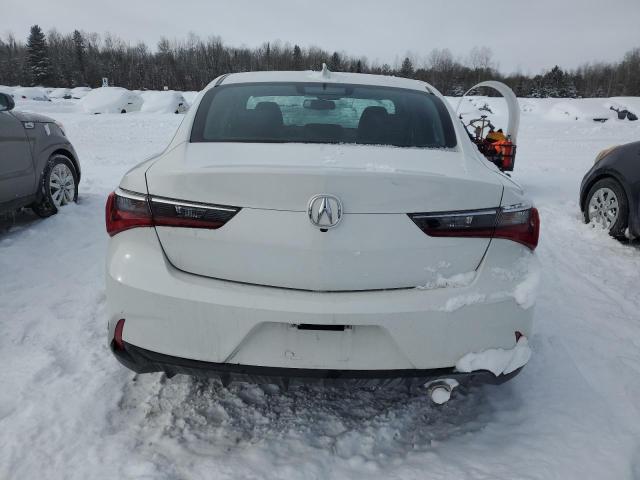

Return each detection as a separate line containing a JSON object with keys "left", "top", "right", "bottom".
{"left": 78, "top": 87, "right": 142, "bottom": 114}
{"left": 206, "top": 70, "right": 435, "bottom": 93}
{"left": 140, "top": 91, "right": 189, "bottom": 114}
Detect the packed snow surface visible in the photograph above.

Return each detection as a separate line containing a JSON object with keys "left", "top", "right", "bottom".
{"left": 1, "top": 94, "right": 640, "bottom": 479}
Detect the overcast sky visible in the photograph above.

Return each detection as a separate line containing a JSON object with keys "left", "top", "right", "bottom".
{"left": 4, "top": 0, "right": 639, "bottom": 73}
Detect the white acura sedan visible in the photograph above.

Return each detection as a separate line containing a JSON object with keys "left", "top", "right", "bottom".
{"left": 105, "top": 69, "right": 538, "bottom": 401}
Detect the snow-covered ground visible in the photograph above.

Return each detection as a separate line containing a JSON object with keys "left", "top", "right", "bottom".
{"left": 1, "top": 95, "right": 639, "bottom": 479}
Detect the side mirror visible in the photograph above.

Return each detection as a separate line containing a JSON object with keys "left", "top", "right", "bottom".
{"left": 0, "top": 92, "right": 15, "bottom": 112}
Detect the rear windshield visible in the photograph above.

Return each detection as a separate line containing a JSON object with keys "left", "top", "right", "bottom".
{"left": 191, "top": 82, "right": 456, "bottom": 148}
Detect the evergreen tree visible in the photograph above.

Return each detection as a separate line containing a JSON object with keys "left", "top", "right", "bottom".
{"left": 399, "top": 57, "right": 414, "bottom": 78}
{"left": 72, "top": 30, "right": 86, "bottom": 85}
{"left": 27, "top": 25, "right": 50, "bottom": 85}
{"left": 264, "top": 42, "right": 271, "bottom": 70}
{"left": 1, "top": 27, "right": 639, "bottom": 98}
{"left": 292, "top": 44, "right": 303, "bottom": 69}
{"left": 543, "top": 65, "right": 564, "bottom": 97}
{"left": 329, "top": 51, "right": 341, "bottom": 71}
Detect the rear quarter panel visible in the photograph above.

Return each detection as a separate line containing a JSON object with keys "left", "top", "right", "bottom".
{"left": 26, "top": 123, "right": 80, "bottom": 185}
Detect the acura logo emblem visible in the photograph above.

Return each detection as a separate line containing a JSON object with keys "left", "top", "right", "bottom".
{"left": 307, "top": 194, "right": 343, "bottom": 229}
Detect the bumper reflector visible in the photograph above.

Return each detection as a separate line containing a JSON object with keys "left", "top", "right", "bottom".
{"left": 113, "top": 319, "right": 125, "bottom": 351}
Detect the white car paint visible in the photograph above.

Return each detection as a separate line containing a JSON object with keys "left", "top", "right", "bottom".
{"left": 106, "top": 70, "right": 536, "bottom": 377}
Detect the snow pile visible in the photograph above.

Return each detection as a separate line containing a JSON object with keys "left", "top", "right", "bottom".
{"left": 441, "top": 292, "right": 487, "bottom": 312}
{"left": 0, "top": 85, "right": 14, "bottom": 95}
{"left": 608, "top": 97, "right": 640, "bottom": 117}
{"left": 546, "top": 99, "right": 617, "bottom": 122}
{"left": 12, "top": 87, "right": 50, "bottom": 101}
{"left": 140, "top": 90, "right": 189, "bottom": 114}
{"left": 416, "top": 271, "right": 476, "bottom": 290}
{"left": 70, "top": 86, "right": 91, "bottom": 99}
{"left": 78, "top": 87, "right": 143, "bottom": 114}
{"left": 49, "top": 88, "right": 72, "bottom": 99}
{"left": 456, "top": 336, "right": 532, "bottom": 376}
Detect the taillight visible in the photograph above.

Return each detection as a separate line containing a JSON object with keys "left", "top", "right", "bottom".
{"left": 105, "top": 188, "right": 240, "bottom": 237}
{"left": 150, "top": 197, "right": 239, "bottom": 229}
{"left": 494, "top": 205, "right": 540, "bottom": 250}
{"left": 105, "top": 189, "right": 152, "bottom": 236}
{"left": 409, "top": 205, "right": 540, "bottom": 250}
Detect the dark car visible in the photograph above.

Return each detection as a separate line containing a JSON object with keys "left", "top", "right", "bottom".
{"left": 580, "top": 141, "right": 640, "bottom": 239}
{"left": 0, "top": 92, "right": 80, "bottom": 217}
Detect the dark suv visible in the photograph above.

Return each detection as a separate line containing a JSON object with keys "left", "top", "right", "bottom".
{"left": 0, "top": 92, "right": 80, "bottom": 217}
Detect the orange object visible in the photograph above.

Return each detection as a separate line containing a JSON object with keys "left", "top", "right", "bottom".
{"left": 494, "top": 140, "right": 515, "bottom": 169}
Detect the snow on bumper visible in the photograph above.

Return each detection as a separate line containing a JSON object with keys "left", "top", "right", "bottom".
{"left": 106, "top": 230, "right": 536, "bottom": 372}
{"left": 455, "top": 336, "right": 532, "bottom": 376}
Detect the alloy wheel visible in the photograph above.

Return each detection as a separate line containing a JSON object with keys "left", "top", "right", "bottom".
{"left": 49, "top": 163, "right": 76, "bottom": 208}
{"left": 587, "top": 187, "right": 619, "bottom": 229}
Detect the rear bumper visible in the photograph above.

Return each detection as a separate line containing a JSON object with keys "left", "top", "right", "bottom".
{"left": 106, "top": 229, "right": 537, "bottom": 373}
{"left": 112, "top": 341, "right": 523, "bottom": 387}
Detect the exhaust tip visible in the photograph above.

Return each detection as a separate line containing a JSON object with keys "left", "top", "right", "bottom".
{"left": 426, "top": 379, "right": 459, "bottom": 405}
{"left": 429, "top": 384, "right": 452, "bottom": 405}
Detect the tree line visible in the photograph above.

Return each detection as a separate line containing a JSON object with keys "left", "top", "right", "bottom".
{"left": 1, "top": 25, "right": 639, "bottom": 98}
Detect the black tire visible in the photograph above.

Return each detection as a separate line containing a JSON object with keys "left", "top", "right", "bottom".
{"left": 584, "top": 177, "right": 629, "bottom": 237}
{"left": 32, "top": 154, "right": 79, "bottom": 218}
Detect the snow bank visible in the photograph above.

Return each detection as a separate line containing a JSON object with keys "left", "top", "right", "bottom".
{"left": 546, "top": 99, "right": 617, "bottom": 122}
{"left": 455, "top": 336, "right": 532, "bottom": 376}
{"left": 78, "top": 87, "right": 143, "bottom": 114}
{"left": 140, "top": 91, "right": 189, "bottom": 114}
{"left": 12, "top": 87, "right": 50, "bottom": 101}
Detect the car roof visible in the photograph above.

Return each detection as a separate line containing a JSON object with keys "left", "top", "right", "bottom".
{"left": 205, "top": 70, "right": 435, "bottom": 93}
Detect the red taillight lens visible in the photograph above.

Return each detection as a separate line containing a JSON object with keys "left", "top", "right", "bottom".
{"left": 105, "top": 190, "right": 153, "bottom": 237}
{"left": 106, "top": 189, "right": 240, "bottom": 236}
{"left": 409, "top": 205, "right": 540, "bottom": 251}
{"left": 494, "top": 206, "right": 540, "bottom": 250}
{"left": 113, "top": 319, "right": 125, "bottom": 350}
